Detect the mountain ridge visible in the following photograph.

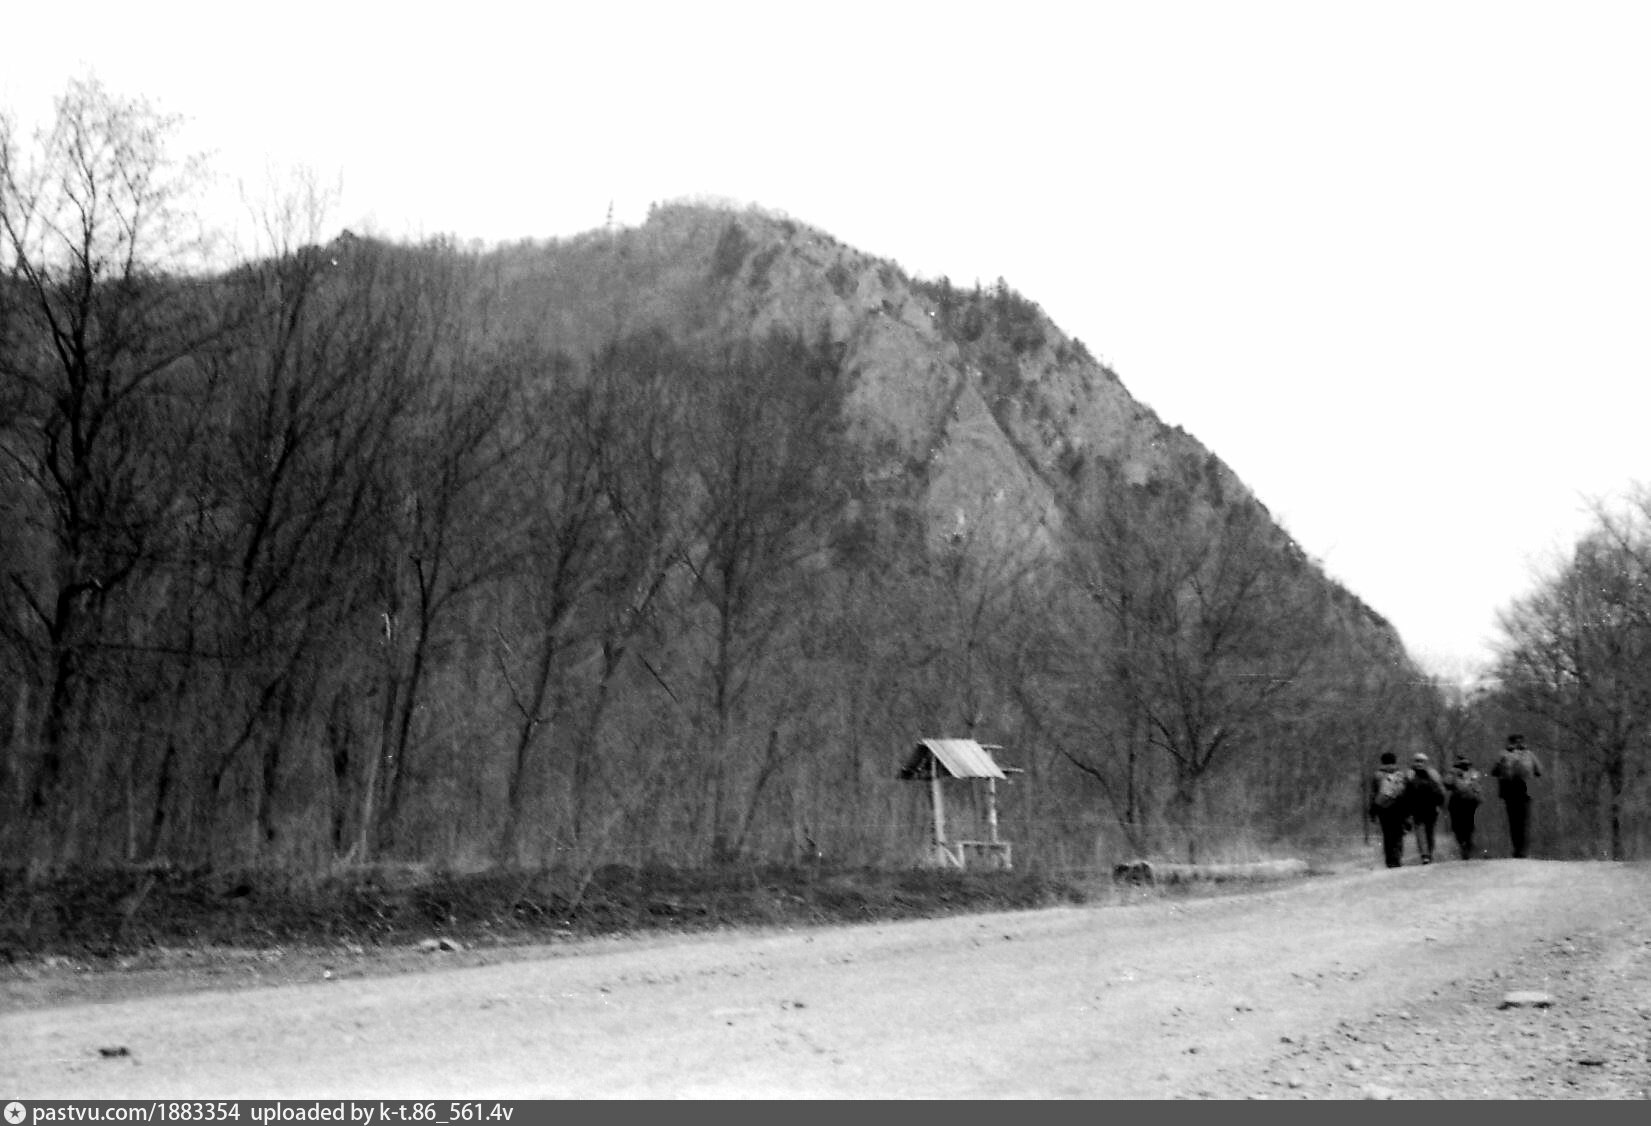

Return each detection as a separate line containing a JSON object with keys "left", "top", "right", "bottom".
{"left": 495, "top": 200, "right": 1398, "bottom": 650}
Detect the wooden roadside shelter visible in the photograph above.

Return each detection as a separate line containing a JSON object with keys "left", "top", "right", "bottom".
{"left": 898, "top": 738, "right": 1016, "bottom": 870}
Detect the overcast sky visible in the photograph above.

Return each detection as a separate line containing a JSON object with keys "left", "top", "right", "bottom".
{"left": 7, "top": 0, "right": 1649, "bottom": 683}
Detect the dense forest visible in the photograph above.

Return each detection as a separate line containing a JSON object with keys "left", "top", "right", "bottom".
{"left": 2, "top": 81, "right": 1645, "bottom": 883}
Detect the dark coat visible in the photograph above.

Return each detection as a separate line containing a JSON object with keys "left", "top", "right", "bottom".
{"left": 1369, "top": 764, "right": 1409, "bottom": 820}
{"left": 1406, "top": 765, "right": 1446, "bottom": 817}
{"left": 1444, "top": 764, "right": 1485, "bottom": 805}
{"left": 1492, "top": 747, "right": 1543, "bottom": 800}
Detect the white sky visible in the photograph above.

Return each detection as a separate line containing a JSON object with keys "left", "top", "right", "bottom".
{"left": 6, "top": 0, "right": 1650, "bottom": 684}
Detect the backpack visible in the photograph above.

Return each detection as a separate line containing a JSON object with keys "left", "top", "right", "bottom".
{"left": 1373, "top": 769, "right": 1407, "bottom": 811}
{"left": 1407, "top": 767, "right": 1446, "bottom": 810}
{"left": 1497, "top": 750, "right": 1532, "bottom": 798}
{"left": 1451, "top": 768, "right": 1484, "bottom": 806}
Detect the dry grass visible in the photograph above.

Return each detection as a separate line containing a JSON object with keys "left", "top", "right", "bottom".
{"left": 0, "top": 863, "right": 1098, "bottom": 964}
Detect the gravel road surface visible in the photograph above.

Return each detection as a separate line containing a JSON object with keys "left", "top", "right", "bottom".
{"left": 5, "top": 860, "right": 1649, "bottom": 1098}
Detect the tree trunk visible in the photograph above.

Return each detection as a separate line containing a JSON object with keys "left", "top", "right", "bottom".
{"left": 1177, "top": 770, "right": 1202, "bottom": 865}
{"left": 355, "top": 652, "right": 402, "bottom": 863}
{"left": 1, "top": 679, "right": 32, "bottom": 859}
{"left": 31, "top": 642, "right": 81, "bottom": 815}
{"left": 379, "top": 612, "right": 435, "bottom": 854}
{"left": 1607, "top": 759, "right": 1625, "bottom": 861}
{"left": 708, "top": 607, "right": 738, "bottom": 864}
{"left": 496, "top": 631, "right": 563, "bottom": 865}
{"left": 143, "top": 742, "right": 176, "bottom": 863}
{"left": 729, "top": 729, "right": 784, "bottom": 859}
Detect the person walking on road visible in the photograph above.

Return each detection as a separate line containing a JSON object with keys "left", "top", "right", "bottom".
{"left": 1491, "top": 734, "right": 1543, "bottom": 858}
{"left": 1406, "top": 752, "right": 1447, "bottom": 864}
{"left": 1369, "top": 751, "right": 1411, "bottom": 868}
{"left": 1443, "top": 752, "right": 1486, "bottom": 860}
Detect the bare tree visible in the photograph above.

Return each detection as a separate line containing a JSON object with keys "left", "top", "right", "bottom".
{"left": 675, "top": 331, "right": 854, "bottom": 862}
{"left": 490, "top": 332, "right": 689, "bottom": 864}
{"left": 0, "top": 78, "right": 226, "bottom": 864}
{"left": 901, "top": 490, "right": 1048, "bottom": 738}
{"left": 1061, "top": 484, "right": 1333, "bottom": 862}
{"left": 361, "top": 320, "right": 534, "bottom": 859}
{"left": 1493, "top": 500, "right": 1651, "bottom": 860}
{"left": 186, "top": 232, "right": 467, "bottom": 864}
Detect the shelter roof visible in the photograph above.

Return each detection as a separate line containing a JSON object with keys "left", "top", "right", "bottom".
{"left": 899, "top": 738, "right": 1007, "bottom": 780}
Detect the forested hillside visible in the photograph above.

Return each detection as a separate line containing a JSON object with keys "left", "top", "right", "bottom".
{"left": 1, "top": 82, "right": 1440, "bottom": 878}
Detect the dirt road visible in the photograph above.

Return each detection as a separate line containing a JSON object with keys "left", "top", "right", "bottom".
{"left": 5, "top": 860, "right": 1650, "bottom": 1099}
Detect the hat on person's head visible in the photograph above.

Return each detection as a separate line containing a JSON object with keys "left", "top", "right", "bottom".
{"left": 1379, "top": 752, "right": 1397, "bottom": 765}
{"left": 1507, "top": 733, "right": 1525, "bottom": 748}
{"left": 1411, "top": 753, "right": 1430, "bottom": 766}
{"left": 1454, "top": 753, "right": 1473, "bottom": 767}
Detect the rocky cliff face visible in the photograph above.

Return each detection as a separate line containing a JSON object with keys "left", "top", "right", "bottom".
{"left": 488, "top": 200, "right": 1401, "bottom": 655}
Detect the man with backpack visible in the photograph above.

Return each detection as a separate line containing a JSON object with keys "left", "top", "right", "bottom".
{"left": 1406, "top": 752, "right": 1447, "bottom": 864}
{"left": 1443, "top": 752, "right": 1485, "bottom": 860}
{"left": 1492, "top": 733, "right": 1543, "bottom": 858}
{"left": 1368, "top": 751, "right": 1411, "bottom": 868}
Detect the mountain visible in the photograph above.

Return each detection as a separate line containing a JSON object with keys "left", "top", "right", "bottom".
{"left": 488, "top": 201, "right": 1400, "bottom": 645}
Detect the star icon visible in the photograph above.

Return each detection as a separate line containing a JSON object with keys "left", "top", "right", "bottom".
{"left": 4, "top": 1102, "right": 26, "bottom": 1125}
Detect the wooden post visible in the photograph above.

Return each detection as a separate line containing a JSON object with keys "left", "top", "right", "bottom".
{"left": 930, "top": 757, "right": 946, "bottom": 850}
{"left": 986, "top": 776, "right": 1000, "bottom": 844}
